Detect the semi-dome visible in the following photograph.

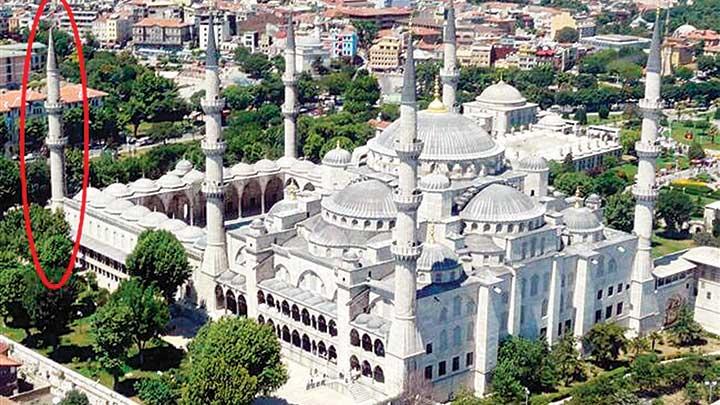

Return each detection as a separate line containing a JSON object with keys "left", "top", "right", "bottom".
{"left": 322, "top": 179, "right": 397, "bottom": 219}
{"left": 138, "top": 211, "right": 169, "bottom": 229}
{"left": 517, "top": 155, "right": 549, "bottom": 172}
{"left": 461, "top": 183, "right": 545, "bottom": 223}
{"left": 104, "top": 183, "right": 132, "bottom": 198}
{"left": 255, "top": 159, "right": 279, "bottom": 173}
{"left": 563, "top": 207, "right": 603, "bottom": 232}
{"left": 121, "top": 205, "right": 151, "bottom": 222}
{"left": 174, "top": 159, "right": 193, "bottom": 176}
{"left": 176, "top": 225, "right": 205, "bottom": 243}
{"left": 369, "top": 110, "right": 501, "bottom": 161}
{"left": 130, "top": 178, "right": 160, "bottom": 194}
{"left": 476, "top": 81, "right": 526, "bottom": 106}
{"left": 157, "top": 174, "right": 185, "bottom": 189}
{"left": 322, "top": 144, "right": 352, "bottom": 167}
{"left": 106, "top": 199, "right": 134, "bottom": 215}
{"left": 417, "top": 242, "right": 460, "bottom": 272}
{"left": 183, "top": 169, "right": 205, "bottom": 184}
{"left": 231, "top": 162, "right": 257, "bottom": 177}
{"left": 158, "top": 218, "right": 187, "bottom": 233}
{"left": 419, "top": 170, "right": 450, "bottom": 191}
{"left": 73, "top": 187, "right": 103, "bottom": 202}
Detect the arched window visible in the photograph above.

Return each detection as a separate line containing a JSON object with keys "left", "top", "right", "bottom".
{"left": 530, "top": 274, "right": 539, "bottom": 296}
{"left": 329, "top": 320, "right": 337, "bottom": 337}
{"left": 301, "top": 309, "right": 311, "bottom": 326}
{"left": 318, "top": 341, "right": 327, "bottom": 357}
{"left": 521, "top": 278, "right": 527, "bottom": 297}
{"left": 466, "top": 323, "right": 474, "bottom": 341}
{"left": 258, "top": 315, "right": 265, "bottom": 324}
{"left": 266, "top": 294, "right": 275, "bottom": 308}
{"left": 328, "top": 345, "right": 337, "bottom": 363}
{"left": 439, "top": 307, "right": 448, "bottom": 321}
{"left": 282, "top": 326, "right": 290, "bottom": 342}
{"left": 374, "top": 366, "right": 385, "bottom": 383}
{"left": 350, "top": 329, "right": 360, "bottom": 346}
{"left": 350, "top": 355, "right": 360, "bottom": 371}
{"left": 291, "top": 305, "right": 300, "bottom": 321}
{"left": 361, "top": 361, "right": 372, "bottom": 377}
{"left": 257, "top": 291, "right": 265, "bottom": 305}
{"left": 453, "top": 326, "right": 462, "bottom": 346}
{"left": 281, "top": 301, "right": 290, "bottom": 316}
{"left": 609, "top": 258, "right": 618, "bottom": 273}
{"left": 318, "top": 315, "right": 328, "bottom": 333}
{"left": 439, "top": 330, "right": 448, "bottom": 352}
{"left": 374, "top": 339, "right": 385, "bottom": 357}
{"left": 453, "top": 296, "right": 462, "bottom": 317}
{"left": 362, "top": 334, "right": 372, "bottom": 352}
{"left": 302, "top": 334, "right": 311, "bottom": 352}
{"left": 291, "top": 330, "right": 301, "bottom": 347}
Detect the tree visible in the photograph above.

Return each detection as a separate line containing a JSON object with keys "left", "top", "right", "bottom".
{"left": 574, "top": 106, "right": 588, "bottom": 124}
{"left": 182, "top": 317, "right": 287, "bottom": 404}
{"left": 551, "top": 334, "right": 585, "bottom": 385}
{"left": 592, "top": 170, "right": 628, "bottom": 198}
{"left": 59, "top": 390, "right": 90, "bottom": 405}
{"left": 669, "top": 304, "right": 703, "bottom": 346}
{"left": 0, "top": 254, "right": 30, "bottom": 327}
{"left": 627, "top": 336, "right": 650, "bottom": 359}
{"left": 26, "top": 159, "right": 50, "bottom": 205}
{"left": 555, "top": 27, "right": 579, "bottom": 43}
{"left": 135, "top": 376, "right": 179, "bottom": 405}
{"left": 675, "top": 66, "right": 694, "bottom": 81}
{"left": 25, "top": 117, "right": 47, "bottom": 149}
{"left": 352, "top": 20, "right": 378, "bottom": 49}
{"left": 0, "top": 122, "right": 10, "bottom": 147}
{"left": 583, "top": 322, "right": 627, "bottom": 368}
{"left": 125, "top": 230, "right": 190, "bottom": 301}
{"left": 620, "top": 130, "right": 640, "bottom": 155}
{"left": 657, "top": 189, "right": 694, "bottom": 233}
{"left": 647, "top": 330, "right": 663, "bottom": 352}
{"left": 629, "top": 354, "right": 661, "bottom": 394}
{"left": 598, "top": 104, "right": 610, "bottom": 119}
{"left": 91, "top": 296, "right": 133, "bottom": 372}
{"left": 554, "top": 171, "right": 593, "bottom": 196}
{"left": 491, "top": 336, "right": 557, "bottom": 402}
{"left": 688, "top": 141, "right": 706, "bottom": 160}
{"left": 684, "top": 380, "right": 704, "bottom": 405}
{"left": 0, "top": 157, "right": 19, "bottom": 217}
{"left": 0, "top": 204, "right": 71, "bottom": 263}
{"left": 343, "top": 70, "right": 380, "bottom": 120}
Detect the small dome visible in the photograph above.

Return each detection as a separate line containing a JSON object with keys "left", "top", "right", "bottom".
{"left": 419, "top": 171, "right": 450, "bottom": 191}
{"left": 266, "top": 200, "right": 299, "bottom": 216}
{"left": 73, "top": 187, "right": 102, "bottom": 202}
{"left": 174, "top": 159, "right": 193, "bottom": 176}
{"left": 176, "top": 225, "right": 205, "bottom": 243}
{"left": 157, "top": 174, "right": 185, "bottom": 189}
{"left": 537, "top": 113, "right": 566, "bottom": 128}
{"left": 674, "top": 24, "right": 697, "bottom": 37}
{"left": 291, "top": 159, "right": 316, "bottom": 173}
{"left": 121, "top": 205, "right": 151, "bottom": 222}
{"left": 130, "top": 178, "right": 160, "bottom": 194}
{"left": 476, "top": 81, "right": 526, "bottom": 106}
{"left": 138, "top": 211, "right": 169, "bottom": 229}
{"left": 564, "top": 207, "right": 603, "bottom": 232}
{"left": 104, "top": 183, "right": 132, "bottom": 198}
{"left": 158, "top": 218, "right": 187, "bottom": 233}
{"left": 461, "top": 183, "right": 545, "bottom": 223}
{"left": 322, "top": 179, "right": 397, "bottom": 220}
{"left": 418, "top": 242, "right": 459, "bottom": 272}
{"left": 322, "top": 144, "right": 352, "bottom": 167}
{"left": 586, "top": 193, "right": 601, "bottom": 204}
{"left": 254, "top": 159, "right": 279, "bottom": 173}
{"left": 89, "top": 193, "right": 115, "bottom": 209}
{"left": 517, "top": 155, "right": 549, "bottom": 172}
{"left": 231, "top": 162, "right": 257, "bottom": 177}
{"left": 277, "top": 156, "right": 297, "bottom": 169}
{"left": 106, "top": 199, "right": 134, "bottom": 215}
{"left": 183, "top": 169, "right": 205, "bottom": 184}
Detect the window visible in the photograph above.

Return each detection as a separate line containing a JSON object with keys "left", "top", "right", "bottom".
{"left": 595, "top": 309, "right": 602, "bottom": 323}
{"left": 426, "top": 343, "right": 433, "bottom": 354}
{"left": 452, "top": 356, "right": 460, "bottom": 371}
{"left": 605, "top": 305, "right": 612, "bottom": 319}
{"left": 520, "top": 306, "right": 526, "bottom": 325}
{"left": 424, "top": 365, "right": 433, "bottom": 380}
{"left": 453, "top": 326, "right": 462, "bottom": 346}
{"left": 597, "top": 290, "right": 603, "bottom": 300}
{"left": 707, "top": 292, "right": 712, "bottom": 300}
{"left": 530, "top": 275, "right": 539, "bottom": 296}
{"left": 541, "top": 299, "right": 548, "bottom": 317}
{"left": 439, "top": 361, "right": 447, "bottom": 376}
{"left": 439, "top": 331, "right": 448, "bottom": 352}
{"left": 616, "top": 302, "right": 623, "bottom": 315}
{"left": 608, "top": 286, "right": 614, "bottom": 296}
{"left": 540, "top": 327, "right": 547, "bottom": 337}
{"left": 453, "top": 296, "right": 462, "bottom": 317}
{"left": 466, "top": 352, "right": 474, "bottom": 366}
{"left": 617, "top": 283, "right": 623, "bottom": 293}
{"left": 564, "top": 319, "right": 572, "bottom": 333}
{"left": 543, "top": 273, "right": 550, "bottom": 292}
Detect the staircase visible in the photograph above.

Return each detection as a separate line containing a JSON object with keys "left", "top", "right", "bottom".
{"left": 347, "top": 381, "right": 374, "bottom": 404}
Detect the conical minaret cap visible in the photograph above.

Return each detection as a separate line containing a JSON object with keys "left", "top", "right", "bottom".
{"left": 286, "top": 12, "right": 295, "bottom": 51}
{"left": 646, "top": 10, "right": 663, "bottom": 74}
{"left": 46, "top": 27, "right": 57, "bottom": 72}
{"left": 401, "top": 33, "right": 416, "bottom": 104}
{"left": 443, "top": 0, "right": 456, "bottom": 45}
{"left": 206, "top": 14, "right": 218, "bottom": 68}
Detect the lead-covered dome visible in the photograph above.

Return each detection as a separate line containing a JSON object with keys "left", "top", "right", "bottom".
{"left": 322, "top": 179, "right": 397, "bottom": 220}
{"left": 322, "top": 144, "right": 352, "bottom": 167}
{"left": 157, "top": 173, "right": 185, "bottom": 189}
{"left": 517, "top": 155, "right": 549, "bottom": 172}
{"left": 461, "top": 183, "right": 545, "bottom": 224}
{"left": 173, "top": 159, "right": 193, "bottom": 176}
{"left": 104, "top": 183, "right": 132, "bottom": 198}
{"left": 564, "top": 207, "right": 602, "bottom": 232}
{"left": 106, "top": 199, "right": 134, "bottom": 215}
{"left": 476, "top": 81, "right": 526, "bottom": 106}
{"left": 130, "top": 178, "right": 160, "bottom": 194}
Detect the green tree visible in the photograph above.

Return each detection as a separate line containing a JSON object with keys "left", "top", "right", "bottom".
{"left": 574, "top": 106, "right": 588, "bottom": 124}
{"left": 555, "top": 27, "right": 579, "bottom": 43}
{"left": 669, "top": 304, "right": 703, "bottom": 346}
{"left": 620, "top": 130, "right": 640, "bottom": 155}
{"left": 379, "top": 103, "right": 400, "bottom": 121}
{"left": 491, "top": 336, "right": 557, "bottom": 402}
{"left": 26, "top": 159, "right": 50, "bottom": 205}
{"left": 25, "top": 117, "right": 47, "bottom": 150}
{"left": 583, "top": 322, "right": 627, "bottom": 368}
{"left": 181, "top": 317, "right": 287, "bottom": 404}
{"left": 657, "top": 189, "right": 694, "bottom": 233}
{"left": 125, "top": 230, "right": 191, "bottom": 301}
{"left": 592, "top": 170, "right": 628, "bottom": 198}
{"left": 298, "top": 72, "right": 319, "bottom": 104}
{"left": 59, "top": 390, "right": 90, "bottom": 405}
{"left": 343, "top": 70, "right": 380, "bottom": 120}
{"left": 554, "top": 171, "right": 593, "bottom": 196}
{"left": 135, "top": 376, "right": 179, "bottom": 405}
{"left": 0, "top": 254, "right": 30, "bottom": 327}
{"left": 648, "top": 330, "right": 663, "bottom": 352}
{"left": 91, "top": 296, "right": 133, "bottom": 372}
{"left": 629, "top": 353, "right": 661, "bottom": 393}
{"left": 627, "top": 336, "right": 650, "bottom": 359}
{"left": 352, "top": 20, "right": 379, "bottom": 49}
{"left": 684, "top": 380, "right": 704, "bottom": 405}
{"left": 0, "top": 122, "right": 10, "bottom": 147}
{"left": 0, "top": 204, "right": 70, "bottom": 263}
{"left": 675, "top": 66, "right": 694, "bottom": 81}
{"left": 598, "top": 104, "right": 610, "bottom": 119}
{"left": 688, "top": 141, "right": 706, "bottom": 160}
{"left": 0, "top": 157, "right": 19, "bottom": 217}
{"left": 551, "top": 334, "right": 585, "bottom": 385}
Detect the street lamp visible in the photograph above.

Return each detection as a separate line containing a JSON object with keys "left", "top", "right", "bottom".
{"left": 705, "top": 380, "right": 718, "bottom": 403}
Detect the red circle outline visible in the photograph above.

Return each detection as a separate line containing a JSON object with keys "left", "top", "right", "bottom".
{"left": 18, "top": 0, "right": 89, "bottom": 290}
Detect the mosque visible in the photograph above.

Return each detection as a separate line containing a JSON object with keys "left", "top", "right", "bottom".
{"left": 43, "top": 6, "right": 720, "bottom": 404}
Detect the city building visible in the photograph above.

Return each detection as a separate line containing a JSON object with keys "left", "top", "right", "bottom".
{"left": 0, "top": 43, "right": 47, "bottom": 90}
{"left": 331, "top": 26, "right": 359, "bottom": 59}
{"left": 457, "top": 44, "right": 493, "bottom": 67}
{"left": 92, "top": 14, "right": 133, "bottom": 46}
{"left": 549, "top": 11, "right": 576, "bottom": 41}
{"left": 43, "top": 4, "right": 720, "bottom": 404}
{"left": 369, "top": 33, "right": 403, "bottom": 71}
{"left": 580, "top": 34, "right": 652, "bottom": 50}
{"left": 0, "top": 343, "right": 20, "bottom": 397}
{"left": 132, "top": 18, "right": 192, "bottom": 52}
{"left": 59, "top": 9, "right": 98, "bottom": 37}
{"left": 198, "top": 14, "right": 231, "bottom": 50}
{"left": 462, "top": 81, "right": 539, "bottom": 135}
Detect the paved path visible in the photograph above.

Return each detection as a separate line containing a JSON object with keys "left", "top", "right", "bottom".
{"left": 254, "top": 359, "right": 355, "bottom": 405}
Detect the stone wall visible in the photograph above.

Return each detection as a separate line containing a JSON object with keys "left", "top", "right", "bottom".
{"left": 0, "top": 335, "right": 135, "bottom": 405}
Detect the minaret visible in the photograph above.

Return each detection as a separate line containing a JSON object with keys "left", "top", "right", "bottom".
{"left": 199, "top": 16, "right": 229, "bottom": 284}
{"left": 46, "top": 28, "right": 66, "bottom": 211}
{"left": 387, "top": 32, "right": 424, "bottom": 393}
{"left": 282, "top": 12, "right": 298, "bottom": 158}
{"left": 440, "top": 0, "right": 459, "bottom": 110}
{"left": 629, "top": 10, "right": 663, "bottom": 334}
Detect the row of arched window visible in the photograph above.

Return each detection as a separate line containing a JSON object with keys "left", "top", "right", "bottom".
{"left": 258, "top": 291, "right": 338, "bottom": 337}
{"left": 258, "top": 315, "right": 338, "bottom": 364}
{"left": 350, "top": 329, "right": 385, "bottom": 357}
{"left": 350, "top": 355, "right": 384, "bottom": 384}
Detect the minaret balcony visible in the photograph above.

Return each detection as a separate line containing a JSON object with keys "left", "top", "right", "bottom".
{"left": 394, "top": 139, "right": 424, "bottom": 159}
{"left": 44, "top": 101, "right": 63, "bottom": 114}
{"left": 632, "top": 186, "right": 658, "bottom": 201}
{"left": 440, "top": 68, "right": 460, "bottom": 82}
{"left": 393, "top": 189, "right": 423, "bottom": 210}
{"left": 638, "top": 98, "right": 662, "bottom": 112}
{"left": 391, "top": 242, "right": 422, "bottom": 261}
{"left": 202, "top": 181, "right": 226, "bottom": 198}
{"left": 202, "top": 140, "right": 227, "bottom": 156}
{"left": 282, "top": 74, "right": 297, "bottom": 86}
{"left": 201, "top": 98, "right": 225, "bottom": 114}
{"left": 282, "top": 105, "right": 299, "bottom": 117}
{"left": 46, "top": 136, "right": 67, "bottom": 149}
{"left": 635, "top": 142, "right": 661, "bottom": 158}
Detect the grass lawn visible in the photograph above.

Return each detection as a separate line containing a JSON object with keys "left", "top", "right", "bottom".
{"left": 651, "top": 232, "right": 697, "bottom": 258}
{"left": 657, "top": 155, "right": 690, "bottom": 171}
{"left": 617, "top": 163, "right": 638, "bottom": 180}
{"left": 587, "top": 112, "right": 625, "bottom": 126}
{"left": 670, "top": 121, "right": 720, "bottom": 149}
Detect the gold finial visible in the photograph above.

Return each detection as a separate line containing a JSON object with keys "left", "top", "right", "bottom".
{"left": 433, "top": 75, "right": 440, "bottom": 99}
{"left": 574, "top": 186, "right": 583, "bottom": 208}
{"left": 287, "top": 183, "right": 298, "bottom": 200}
{"left": 427, "top": 223, "right": 436, "bottom": 243}
{"left": 336, "top": 139, "right": 341, "bottom": 149}
{"left": 427, "top": 75, "right": 448, "bottom": 113}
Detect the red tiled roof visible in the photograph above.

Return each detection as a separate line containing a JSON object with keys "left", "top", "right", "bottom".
{"left": 326, "top": 6, "right": 412, "bottom": 18}
{"left": 0, "top": 85, "right": 107, "bottom": 113}
{"left": 134, "top": 18, "right": 191, "bottom": 28}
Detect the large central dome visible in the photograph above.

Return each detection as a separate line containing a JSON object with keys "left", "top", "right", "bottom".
{"left": 366, "top": 108, "right": 504, "bottom": 177}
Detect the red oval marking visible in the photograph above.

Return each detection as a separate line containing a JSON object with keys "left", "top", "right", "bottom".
{"left": 18, "top": 0, "right": 89, "bottom": 290}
